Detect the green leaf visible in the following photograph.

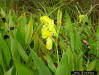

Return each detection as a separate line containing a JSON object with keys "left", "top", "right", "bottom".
{"left": 4, "top": 66, "right": 13, "bottom": 75}
{"left": 25, "top": 16, "right": 33, "bottom": 45}
{"left": 87, "top": 60, "right": 96, "bottom": 71}
{"left": 66, "top": 47, "right": 74, "bottom": 71}
{"left": 0, "top": 8, "right": 6, "bottom": 17}
{"left": 46, "top": 54, "right": 56, "bottom": 73}
{"left": 16, "top": 28, "right": 25, "bottom": 48}
{"left": 70, "top": 31, "right": 75, "bottom": 52}
{"left": 14, "top": 60, "right": 34, "bottom": 75}
{"left": 96, "top": 25, "right": 99, "bottom": 74}
{"left": 0, "top": 38, "right": 11, "bottom": 67}
{"left": 96, "top": 60, "right": 99, "bottom": 75}
{"left": 8, "top": 10, "right": 14, "bottom": 27}
{"left": 33, "top": 36, "right": 39, "bottom": 52}
{"left": 31, "top": 50, "right": 52, "bottom": 75}
{"left": 64, "top": 12, "right": 72, "bottom": 32}
{"left": 59, "top": 37, "right": 67, "bottom": 53}
{"left": 96, "top": 25, "right": 99, "bottom": 57}
{"left": 0, "top": 49, "right": 3, "bottom": 65}
{"left": 0, "top": 49, "right": 4, "bottom": 75}
{"left": 64, "top": 13, "right": 75, "bottom": 52}
{"left": 74, "top": 52, "right": 84, "bottom": 71}
{"left": 0, "top": 65, "right": 4, "bottom": 75}
{"left": 16, "top": 14, "right": 27, "bottom": 47}
{"left": 57, "top": 9, "right": 62, "bottom": 35}
{"left": 56, "top": 51, "right": 70, "bottom": 75}
{"left": 14, "top": 38, "right": 28, "bottom": 62}
{"left": 74, "top": 27, "right": 82, "bottom": 53}
{"left": 11, "top": 37, "right": 20, "bottom": 62}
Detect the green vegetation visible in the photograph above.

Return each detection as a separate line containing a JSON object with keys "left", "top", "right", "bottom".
{"left": 0, "top": 0, "right": 99, "bottom": 75}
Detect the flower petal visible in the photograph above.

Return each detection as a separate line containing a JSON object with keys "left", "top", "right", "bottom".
{"left": 46, "top": 37, "right": 52, "bottom": 50}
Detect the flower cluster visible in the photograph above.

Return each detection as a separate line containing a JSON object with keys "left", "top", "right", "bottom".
{"left": 40, "top": 16, "right": 57, "bottom": 50}
{"left": 79, "top": 15, "right": 86, "bottom": 23}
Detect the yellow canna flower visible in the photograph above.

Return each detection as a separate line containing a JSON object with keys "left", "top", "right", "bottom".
{"left": 46, "top": 37, "right": 52, "bottom": 50}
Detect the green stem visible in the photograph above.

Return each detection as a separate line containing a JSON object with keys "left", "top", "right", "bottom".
{"left": 75, "top": 5, "right": 81, "bottom": 15}
{"left": 56, "top": 38, "right": 59, "bottom": 65}
{"left": 48, "top": 4, "right": 64, "bottom": 16}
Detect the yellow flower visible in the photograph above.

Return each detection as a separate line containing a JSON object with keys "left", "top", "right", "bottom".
{"left": 40, "top": 16, "right": 57, "bottom": 50}
{"left": 48, "top": 24, "right": 57, "bottom": 37}
{"left": 41, "top": 16, "right": 57, "bottom": 37}
{"left": 79, "top": 15, "right": 86, "bottom": 23}
{"left": 46, "top": 37, "right": 52, "bottom": 50}
{"left": 40, "top": 16, "right": 52, "bottom": 25}
{"left": 41, "top": 26, "right": 50, "bottom": 39}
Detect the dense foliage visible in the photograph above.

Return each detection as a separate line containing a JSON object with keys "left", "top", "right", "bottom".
{"left": 0, "top": 0, "right": 99, "bottom": 75}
